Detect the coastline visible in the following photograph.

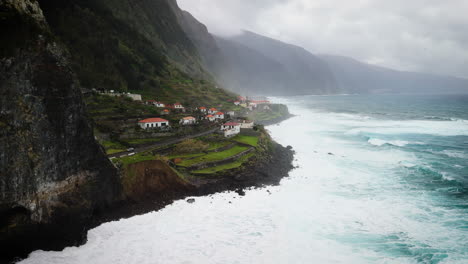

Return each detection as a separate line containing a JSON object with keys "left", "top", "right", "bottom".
{"left": 6, "top": 120, "right": 295, "bottom": 264}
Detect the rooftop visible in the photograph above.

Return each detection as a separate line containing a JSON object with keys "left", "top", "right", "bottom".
{"left": 139, "top": 118, "right": 169, "bottom": 123}
{"left": 224, "top": 122, "right": 240, "bottom": 126}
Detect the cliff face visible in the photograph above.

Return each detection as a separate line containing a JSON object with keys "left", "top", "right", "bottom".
{"left": 0, "top": 0, "right": 121, "bottom": 258}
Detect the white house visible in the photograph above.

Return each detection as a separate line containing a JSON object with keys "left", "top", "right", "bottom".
{"left": 221, "top": 122, "right": 241, "bottom": 137}
{"left": 208, "top": 108, "right": 217, "bottom": 114}
{"left": 206, "top": 114, "right": 216, "bottom": 122}
{"left": 174, "top": 103, "right": 184, "bottom": 109}
{"left": 199, "top": 107, "right": 207, "bottom": 113}
{"left": 234, "top": 101, "right": 240, "bottom": 106}
{"left": 214, "top": 112, "right": 225, "bottom": 120}
{"left": 138, "top": 118, "right": 170, "bottom": 129}
{"left": 180, "top": 116, "right": 196, "bottom": 125}
{"left": 241, "top": 120, "right": 254, "bottom": 129}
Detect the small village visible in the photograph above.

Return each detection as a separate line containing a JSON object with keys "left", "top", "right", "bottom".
{"left": 90, "top": 91, "right": 281, "bottom": 179}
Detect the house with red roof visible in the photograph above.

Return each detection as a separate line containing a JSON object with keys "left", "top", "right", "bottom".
{"left": 174, "top": 103, "right": 184, "bottom": 109}
{"left": 161, "top": 109, "right": 170, "bottom": 115}
{"left": 208, "top": 107, "right": 217, "bottom": 114}
{"left": 180, "top": 116, "right": 197, "bottom": 125}
{"left": 138, "top": 118, "right": 170, "bottom": 129}
{"left": 214, "top": 112, "right": 224, "bottom": 120}
{"left": 234, "top": 101, "right": 240, "bottom": 106}
{"left": 221, "top": 122, "right": 241, "bottom": 137}
{"left": 206, "top": 114, "right": 216, "bottom": 122}
{"left": 199, "top": 106, "right": 207, "bottom": 113}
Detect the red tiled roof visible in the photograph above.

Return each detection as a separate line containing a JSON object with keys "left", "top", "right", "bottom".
{"left": 209, "top": 108, "right": 217, "bottom": 111}
{"left": 182, "top": 116, "right": 196, "bottom": 120}
{"left": 215, "top": 112, "right": 224, "bottom": 115}
{"left": 224, "top": 122, "right": 240, "bottom": 126}
{"left": 139, "top": 118, "right": 169, "bottom": 123}
{"left": 206, "top": 115, "right": 214, "bottom": 118}
{"left": 163, "top": 109, "right": 170, "bottom": 112}
{"left": 199, "top": 107, "right": 206, "bottom": 109}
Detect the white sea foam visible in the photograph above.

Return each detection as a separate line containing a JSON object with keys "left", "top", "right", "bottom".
{"left": 368, "top": 139, "right": 411, "bottom": 147}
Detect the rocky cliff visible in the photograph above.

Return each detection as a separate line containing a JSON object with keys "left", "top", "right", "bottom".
{"left": 0, "top": 0, "right": 121, "bottom": 260}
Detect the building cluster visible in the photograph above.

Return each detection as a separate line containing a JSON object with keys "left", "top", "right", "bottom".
{"left": 137, "top": 97, "right": 259, "bottom": 137}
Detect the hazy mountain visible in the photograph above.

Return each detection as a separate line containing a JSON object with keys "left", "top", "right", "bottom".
{"left": 320, "top": 55, "right": 468, "bottom": 94}
{"left": 228, "top": 31, "right": 340, "bottom": 95}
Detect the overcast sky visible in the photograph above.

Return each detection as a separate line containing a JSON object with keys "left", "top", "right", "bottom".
{"left": 177, "top": 0, "right": 468, "bottom": 79}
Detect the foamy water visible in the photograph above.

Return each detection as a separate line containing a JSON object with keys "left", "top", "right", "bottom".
{"left": 21, "top": 95, "right": 468, "bottom": 264}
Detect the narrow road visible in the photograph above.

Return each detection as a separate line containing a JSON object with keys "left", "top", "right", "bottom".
{"left": 108, "top": 128, "right": 219, "bottom": 158}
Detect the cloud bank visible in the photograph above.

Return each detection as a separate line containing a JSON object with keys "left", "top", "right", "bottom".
{"left": 177, "top": 0, "right": 468, "bottom": 78}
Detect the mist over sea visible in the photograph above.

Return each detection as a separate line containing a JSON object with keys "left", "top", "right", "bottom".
{"left": 21, "top": 94, "right": 468, "bottom": 264}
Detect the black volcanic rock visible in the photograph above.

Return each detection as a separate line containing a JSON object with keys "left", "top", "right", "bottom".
{"left": 0, "top": 0, "right": 121, "bottom": 260}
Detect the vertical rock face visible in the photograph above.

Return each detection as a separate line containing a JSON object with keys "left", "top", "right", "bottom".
{"left": 0, "top": 0, "right": 121, "bottom": 258}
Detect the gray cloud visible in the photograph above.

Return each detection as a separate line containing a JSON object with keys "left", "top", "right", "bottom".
{"left": 177, "top": 0, "right": 468, "bottom": 78}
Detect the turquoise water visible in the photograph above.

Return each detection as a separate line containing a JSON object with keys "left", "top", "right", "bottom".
{"left": 21, "top": 94, "right": 468, "bottom": 264}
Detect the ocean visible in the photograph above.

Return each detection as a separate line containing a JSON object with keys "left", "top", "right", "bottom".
{"left": 21, "top": 94, "right": 468, "bottom": 264}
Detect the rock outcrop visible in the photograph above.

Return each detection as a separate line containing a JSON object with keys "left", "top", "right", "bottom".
{"left": 0, "top": 0, "right": 121, "bottom": 260}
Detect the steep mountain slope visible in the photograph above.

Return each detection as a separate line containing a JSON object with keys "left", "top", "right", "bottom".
{"left": 0, "top": 0, "right": 121, "bottom": 259}
{"left": 229, "top": 31, "right": 340, "bottom": 95}
{"left": 321, "top": 55, "right": 468, "bottom": 94}
{"left": 36, "top": 0, "right": 234, "bottom": 104}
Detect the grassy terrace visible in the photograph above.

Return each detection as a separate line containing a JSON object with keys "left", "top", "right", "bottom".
{"left": 232, "top": 135, "right": 259, "bottom": 147}
{"left": 191, "top": 153, "right": 254, "bottom": 175}
{"left": 177, "top": 145, "right": 249, "bottom": 167}
{"left": 102, "top": 140, "right": 127, "bottom": 155}
{"left": 114, "top": 152, "right": 156, "bottom": 167}
{"left": 122, "top": 138, "right": 165, "bottom": 145}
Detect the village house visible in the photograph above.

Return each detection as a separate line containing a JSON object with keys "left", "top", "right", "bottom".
{"left": 161, "top": 109, "right": 170, "bottom": 115}
{"left": 206, "top": 114, "right": 216, "bottom": 122}
{"left": 138, "top": 118, "right": 170, "bottom": 129}
{"left": 208, "top": 107, "right": 217, "bottom": 114}
{"left": 241, "top": 120, "right": 254, "bottom": 129}
{"left": 234, "top": 101, "right": 240, "bottom": 106}
{"left": 214, "top": 111, "right": 225, "bottom": 120}
{"left": 199, "top": 107, "right": 207, "bottom": 113}
{"left": 221, "top": 122, "right": 241, "bottom": 137}
{"left": 145, "top": 100, "right": 156, "bottom": 105}
{"left": 180, "top": 116, "right": 197, "bottom": 125}
{"left": 174, "top": 103, "right": 184, "bottom": 109}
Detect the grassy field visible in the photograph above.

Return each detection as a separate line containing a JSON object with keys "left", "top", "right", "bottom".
{"left": 114, "top": 152, "right": 156, "bottom": 166}
{"left": 122, "top": 138, "right": 165, "bottom": 145}
{"left": 232, "top": 135, "right": 259, "bottom": 147}
{"left": 207, "top": 141, "right": 231, "bottom": 151}
{"left": 177, "top": 145, "right": 249, "bottom": 167}
{"left": 101, "top": 140, "right": 127, "bottom": 155}
{"left": 191, "top": 153, "right": 254, "bottom": 175}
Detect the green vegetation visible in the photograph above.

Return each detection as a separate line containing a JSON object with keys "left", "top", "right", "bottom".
{"left": 40, "top": 0, "right": 236, "bottom": 106}
{"left": 232, "top": 135, "right": 259, "bottom": 147}
{"left": 101, "top": 140, "right": 126, "bottom": 155}
{"left": 248, "top": 104, "right": 290, "bottom": 123}
{"left": 114, "top": 152, "right": 156, "bottom": 167}
{"left": 177, "top": 145, "right": 249, "bottom": 167}
{"left": 207, "top": 141, "right": 231, "bottom": 151}
{"left": 122, "top": 138, "right": 165, "bottom": 145}
{"left": 173, "top": 139, "right": 209, "bottom": 154}
{"left": 191, "top": 153, "right": 254, "bottom": 175}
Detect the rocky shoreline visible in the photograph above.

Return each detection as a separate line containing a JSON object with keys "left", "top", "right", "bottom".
{"left": 3, "top": 136, "right": 294, "bottom": 264}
